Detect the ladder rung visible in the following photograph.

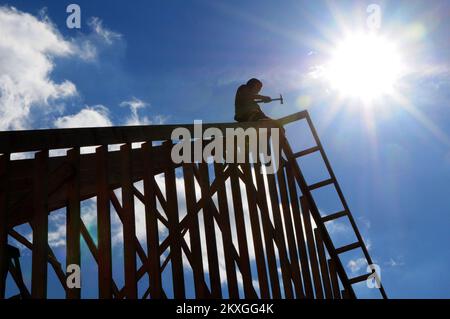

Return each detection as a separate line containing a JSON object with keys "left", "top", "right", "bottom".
{"left": 348, "top": 273, "right": 371, "bottom": 285}
{"left": 292, "top": 146, "right": 320, "bottom": 158}
{"left": 321, "top": 210, "right": 348, "bottom": 223}
{"left": 335, "top": 242, "right": 361, "bottom": 254}
{"left": 308, "top": 178, "right": 334, "bottom": 190}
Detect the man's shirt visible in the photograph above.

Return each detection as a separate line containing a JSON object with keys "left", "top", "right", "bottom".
{"left": 234, "top": 84, "right": 262, "bottom": 121}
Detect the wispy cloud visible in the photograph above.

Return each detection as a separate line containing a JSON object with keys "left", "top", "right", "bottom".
{"left": 120, "top": 97, "right": 168, "bottom": 126}
{"left": 326, "top": 219, "right": 351, "bottom": 234}
{"left": 357, "top": 216, "right": 371, "bottom": 230}
{"left": 120, "top": 97, "right": 150, "bottom": 125}
{"left": 385, "top": 257, "right": 405, "bottom": 267}
{"left": 72, "top": 17, "right": 123, "bottom": 62}
{"left": 48, "top": 212, "right": 67, "bottom": 248}
{"left": 88, "top": 17, "right": 122, "bottom": 45}
{"left": 347, "top": 257, "right": 367, "bottom": 274}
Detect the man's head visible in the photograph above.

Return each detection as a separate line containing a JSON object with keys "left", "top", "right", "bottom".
{"left": 246, "top": 78, "right": 262, "bottom": 94}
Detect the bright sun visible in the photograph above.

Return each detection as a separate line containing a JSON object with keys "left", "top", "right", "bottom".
{"left": 325, "top": 33, "right": 404, "bottom": 103}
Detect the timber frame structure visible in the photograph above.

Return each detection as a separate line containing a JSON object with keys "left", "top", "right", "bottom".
{"left": 0, "top": 110, "right": 387, "bottom": 299}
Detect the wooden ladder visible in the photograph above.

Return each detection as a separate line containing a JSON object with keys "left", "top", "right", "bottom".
{"left": 277, "top": 111, "right": 387, "bottom": 299}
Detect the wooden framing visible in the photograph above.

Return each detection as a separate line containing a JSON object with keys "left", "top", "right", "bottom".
{"left": 0, "top": 111, "right": 386, "bottom": 299}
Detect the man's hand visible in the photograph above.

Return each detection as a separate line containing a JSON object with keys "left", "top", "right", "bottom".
{"left": 262, "top": 96, "right": 272, "bottom": 103}
{"left": 253, "top": 95, "right": 272, "bottom": 103}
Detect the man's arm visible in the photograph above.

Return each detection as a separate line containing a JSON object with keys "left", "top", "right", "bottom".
{"left": 253, "top": 94, "right": 272, "bottom": 103}
{"left": 238, "top": 86, "right": 271, "bottom": 103}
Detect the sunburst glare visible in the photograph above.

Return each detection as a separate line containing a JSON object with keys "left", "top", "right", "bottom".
{"left": 324, "top": 32, "right": 404, "bottom": 104}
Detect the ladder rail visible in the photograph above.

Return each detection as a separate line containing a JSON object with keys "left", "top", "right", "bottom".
{"left": 278, "top": 136, "right": 357, "bottom": 299}
{"left": 303, "top": 112, "right": 388, "bottom": 299}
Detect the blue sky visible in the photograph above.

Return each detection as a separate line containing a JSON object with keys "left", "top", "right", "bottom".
{"left": 1, "top": 0, "right": 450, "bottom": 298}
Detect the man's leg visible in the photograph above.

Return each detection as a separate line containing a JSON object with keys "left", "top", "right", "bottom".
{"left": 254, "top": 113, "right": 285, "bottom": 160}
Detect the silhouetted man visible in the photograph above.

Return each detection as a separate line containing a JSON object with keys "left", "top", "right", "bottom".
{"left": 234, "top": 78, "right": 272, "bottom": 122}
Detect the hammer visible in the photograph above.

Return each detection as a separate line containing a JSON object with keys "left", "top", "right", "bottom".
{"left": 270, "top": 94, "right": 284, "bottom": 104}
{"left": 256, "top": 94, "right": 284, "bottom": 104}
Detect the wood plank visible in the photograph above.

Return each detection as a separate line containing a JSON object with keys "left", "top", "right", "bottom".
{"left": 31, "top": 150, "right": 49, "bottom": 298}
{"left": 285, "top": 160, "right": 314, "bottom": 298}
{"left": 292, "top": 146, "right": 320, "bottom": 158}
{"left": 163, "top": 141, "right": 185, "bottom": 298}
{"left": 66, "top": 148, "right": 81, "bottom": 299}
{"left": 157, "top": 166, "right": 231, "bottom": 256}
{"left": 96, "top": 145, "right": 113, "bottom": 299}
{"left": 198, "top": 163, "right": 222, "bottom": 298}
{"left": 300, "top": 196, "right": 324, "bottom": 299}
{"left": 8, "top": 145, "right": 177, "bottom": 228}
{"left": 120, "top": 143, "right": 138, "bottom": 299}
{"left": 308, "top": 178, "right": 334, "bottom": 191}
{"left": 7, "top": 123, "right": 311, "bottom": 229}
{"left": 241, "top": 161, "right": 270, "bottom": 299}
{"left": 48, "top": 245, "right": 69, "bottom": 293}
{"left": 305, "top": 114, "right": 374, "bottom": 298}
{"left": 253, "top": 162, "right": 281, "bottom": 299}
{"left": 109, "top": 190, "right": 150, "bottom": 278}
{"left": 8, "top": 230, "right": 68, "bottom": 295}
{"left": 8, "top": 256, "right": 30, "bottom": 298}
{"left": 182, "top": 163, "right": 209, "bottom": 298}
{"left": 341, "top": 289, "right": 351, "bottom": 299}
{"left": 0, "top": 111, "right": 308, "bottom": 154}
{"left": 276, "top": 165, "right": 305, "bottom": 298}
{"left": 133, "top": 186, "right": 169, "bottom": 228}
{"left": 0, "top": 154, "right": 9, "bottom": 299}
{"left": 314, "top": 228, "right": 333, "bottom": 299}
{"left": 266, "top": 172, "right": 294, "bottom": 299}
{"left": 328, "top": 259, "right": 342, "bottom": 299}
{"left": 321, "top": 210, "right": 347, "bottom": 223}
{"left": 191, "top": 165, "right": 260, "bottom": 298}
{"left": 229, "top": 163, "right": 255, "bottom": 298}
{"left": 335, "top": 242, "right": 361, "bottom": 254}
{"left": 349, "top": 273, "right": 371, "bottom": 285}
{"left": 280, "top": 134, "right": 356, "bottom": 298}
{"left": 213, "top": 162, "right": 239, "bottom": 299}
{"left": 142, "top": 142, "right": 163, "bottom": 299}
{"left": 80, "top": 221, "right": 122, "bottom": 299}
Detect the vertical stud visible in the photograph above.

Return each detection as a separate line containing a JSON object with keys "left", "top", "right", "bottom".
{"left": 31, "top": 150, "right": 49, "bottom": 298}
{"left": 96, "top": 146, "right": 113, "bottom": 298}
{"left": 121, "top": 143, "right": 138, "bottom": 299}
{"left": 66, "top": 148, "right": 81, "bottom": 299}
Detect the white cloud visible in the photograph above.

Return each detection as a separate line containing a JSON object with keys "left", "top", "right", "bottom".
{"left": 53, "top": 99, "right": 166, "bottom": 131}
{"left": 0, "top": 6, "right": 77, "bottom": 130}
{"left": 120, "top": 97, "right": 150, "bottom": 125}
{"left": 81, "top": 199, "right": 98, "bottom": 227}
{"left": 48, "top": 212, "right": 67, "bottom": 248}
{"left": 0, "top": 7, "right": 126, "bottom": 131}
{"left": 0, "top": 6, "right": 165, "bottom": 137}
{"left": 54, "top": 105, "right": 112, "bottom": 128}
{"left": 326, "top": 219, "right": 351, "bottom": 234}
{"left": 120, "top": 97, "right": 148, "bottom": 112}
{"left": 347, "top": 257, "right": 366, "bottom": 274}
{"left": 120, "top": 97, "right": 167, "bottom": 126}
{"left": 53, "top": 105, "right": 113, "bottom": 154}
